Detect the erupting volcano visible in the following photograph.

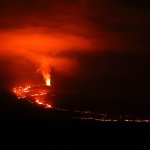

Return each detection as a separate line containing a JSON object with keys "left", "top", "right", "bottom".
{"left": 13, "top": 69, "right": 52, "bottom": 109}
{"left": 12, "top": 71, "right": 150, "bottom": 123}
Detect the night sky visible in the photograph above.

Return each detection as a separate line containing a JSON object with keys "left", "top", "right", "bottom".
{"left": 0, "top": 0, "right": 150, "bottom": 116}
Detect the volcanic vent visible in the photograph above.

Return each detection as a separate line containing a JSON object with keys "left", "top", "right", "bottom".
{"left": 12, "top": 68, "right": 54, "bottom": 109}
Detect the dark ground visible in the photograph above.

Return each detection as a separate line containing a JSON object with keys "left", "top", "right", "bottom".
{"left": 0, "top": 89, "right": 150, "bottom": 138}
{"left": 0, "top": 91, "right": 150, "bottom": 149}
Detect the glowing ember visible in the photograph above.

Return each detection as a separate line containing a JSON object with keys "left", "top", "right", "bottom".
{"left": 13, "top": 85, "right": 52, "bottom": 109}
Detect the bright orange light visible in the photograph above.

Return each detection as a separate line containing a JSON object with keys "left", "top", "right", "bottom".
{"left": 12, "top": 85, "right": 52, "bottom": 109}
{"left": 37, "top": 64, "right": 51, "bottom": 86}
{"left": 46, "top": 78, "right": 51, "bottom": 86}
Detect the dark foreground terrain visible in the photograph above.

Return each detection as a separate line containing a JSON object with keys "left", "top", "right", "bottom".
{"left": 1, "top": 90, "right": 150, "bottom": 141}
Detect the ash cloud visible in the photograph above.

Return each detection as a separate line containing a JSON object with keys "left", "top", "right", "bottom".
{"left": 0, "top": 0, "right": 96, "bottom": 83}
{"left": 0, "top": 0, "right": 149, "bottom": 85}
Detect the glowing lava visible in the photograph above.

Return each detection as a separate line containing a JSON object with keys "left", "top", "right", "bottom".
{"left": 12, "top": 85, "right": 150, "bottom": 123}
{"left": 13, "top": 64, "right": 52, "bottom": 108}
{"left": 46, "top": 78, "right": 51, "bottom": 86}
{"left": 13, "top": 85, "right": 52, "bottom": 109}
{"left": 37, "top": 65, "right": 51, "bottom": 86}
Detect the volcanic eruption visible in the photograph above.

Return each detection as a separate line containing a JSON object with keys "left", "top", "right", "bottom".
{"left": 13, "top": 66, "right": 52, "bottom": 109}
{"left": 1, "top": 0, "right": 150, "bottom": 124}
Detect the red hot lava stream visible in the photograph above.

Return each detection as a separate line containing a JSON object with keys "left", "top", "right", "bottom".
{"left": 13, "top": 85, "right": 52, "bottom": 109}
{"left": 12, "top": 84, "right": 150, "bottom": 123}
{"left": 12, "top": 73, "right": 150, "bottom": 123}
{"left": 13, "top": 73, "right": 52, "bottom": 109}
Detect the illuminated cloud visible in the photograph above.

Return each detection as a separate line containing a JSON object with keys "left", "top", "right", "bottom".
{"left": 0, "top": 0, "right": 149, "bottom": 84}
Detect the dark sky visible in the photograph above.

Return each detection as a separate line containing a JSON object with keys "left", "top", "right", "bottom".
{"left": 0, "top": 0, "right": 150, "bottom": 114}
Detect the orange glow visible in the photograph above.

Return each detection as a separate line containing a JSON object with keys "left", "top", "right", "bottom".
{"left": 0, "top": 27, "right": 95, "bottom": 88}
{"left": 37, "top": 64, "right": 51, "bottom": 86}
{"left": 42, "top": 68, "right": 51, "bottom": 86}
{"left": 13, "top": 85, "right": 52, "bottom": 109}
{"left": 0, "top": 28, "right": 93, "bottom": 79}
{"left": 46, "top": 78, "right": 51, "bottom": 86}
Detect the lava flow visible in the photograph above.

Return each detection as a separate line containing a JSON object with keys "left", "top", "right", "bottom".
{"left": 12, "top": 71, "right": 150, "bottom": 123}
{"left": 13, "top": 72, "right": 52, "bottom": 109}
{"left": 13, "top": 85, "right": 52, "bottom": 109}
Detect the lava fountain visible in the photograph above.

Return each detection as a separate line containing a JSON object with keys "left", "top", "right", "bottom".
{"left": 38, "top": 65, "right": 51, "bottom": 86}
{"left": 13, "top": 69, "right": 52, "bottom": 109}
{"left": 46, "top": 78, "right": 51, "bottom": 86}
